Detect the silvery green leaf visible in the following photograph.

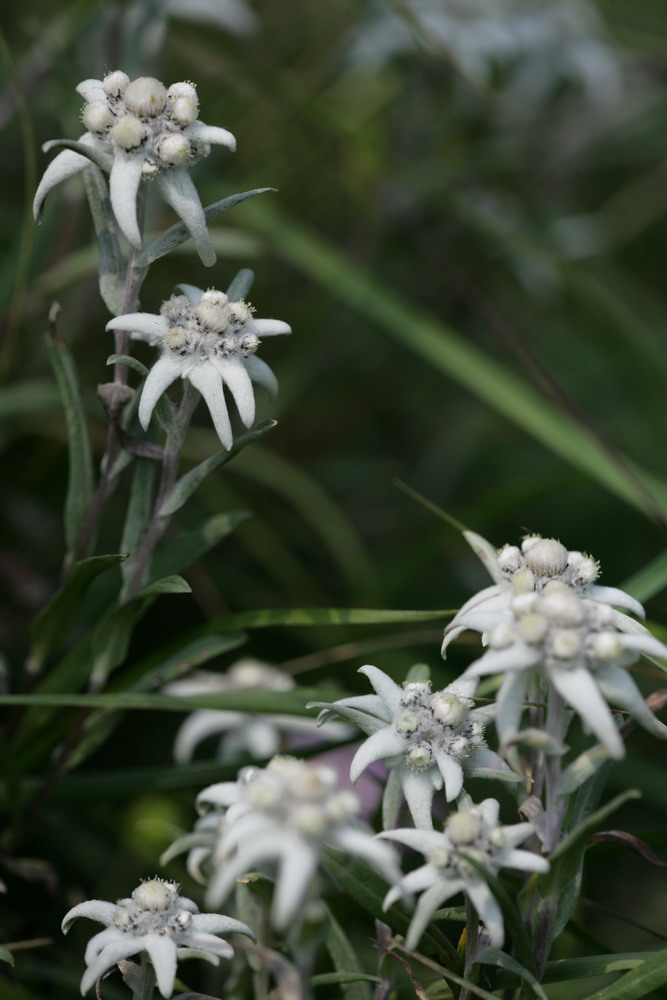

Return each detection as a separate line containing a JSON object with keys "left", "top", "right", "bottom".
{"left": 134, "top": 189, "right": 275, "bottom": 268}
{"left": 382, "top": 768, "right": 403, "bottom": 831}
{"left": 463, "top": 529, "right": 503, "bottom": 583}
{"left": 107, "top": 354, "right": 150, "bottom": 379}
{"left": 150, "top": 511, "right": 250, "bottom": 579}
{"left": 121, "top": 458, "right": 157, "bottom": 585}
{"left": 404, "top": 662, "right": 430, "bottom": 683}
{"left": 559, "top": 744, "right": 611, "bottom": 795}
{"left": 226, "top": 268, "right": 255, "bottom": 301}
{"left": 82, "top": 166, "right": 126, "bottom": 315}
{"left": 159, "top": 419, "right": 277, "bottom": 516}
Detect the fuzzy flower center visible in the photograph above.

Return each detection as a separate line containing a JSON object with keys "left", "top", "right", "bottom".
{"left": 392, "top": 681, "right": 484, "bottom": 768}
{"left": 159, "top": 290, "right": 259, "bottom": 366}
{"left": 112, "top": 879, "right": 194, "bottom": 937}
{"left": 496, "top": 536, "right": 600, "bottom": 594}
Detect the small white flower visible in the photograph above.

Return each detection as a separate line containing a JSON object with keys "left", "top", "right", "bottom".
{"left": 192, "top": 756, "right": 400, "bottom": 930}
{"left": 166, "top": 658, "right": 348, "bottom": 762}
{"left": 443, "top": 533, "right": 646, "bottom": 656}
{"left": 380, "top": 798, "right": 549, "bottom": 949}
{"left": 34, "top": 72, "right": 237, "bottom": 265}
{"left": 311, "top": 665, "right": 521, "bottom": 829}
{"left": 464, "top": 588, "right": 667, "bottom": 758}
{"left": 62, "top": 877, "right": 254, "bottom": 997}
{"left": 107, "top": 285, "right": 290, "bottom": 448}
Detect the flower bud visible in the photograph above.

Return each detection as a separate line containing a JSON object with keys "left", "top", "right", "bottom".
{"left": 202, "top": 289, "right": 229, "bottom": 306}
{"left": 588, "top": 631, "right": 622, "bottom": 661}
{"left": 550, "top": 628, "right": 581, "bottom": 660}
{"left": 195, "top": 300, "right": 228, "bottom": 333}
{"left": 112, "top": 115, "right": 146, "bottom": 149}
{"left": 521, "top": 535, "right": 542, "bottom": 553}
{"left": 395, "top": 708, "right": 420, "bottom": 734}
{"left": 400, "top": 681, "right": 430, "bottom": 706}
{"left": 511, "top": 591, "right": 539, "bottom": 617}
{"left": 406, "top": 743, "right": 432, "bottom": 768}
{"left": 524, "top": 538, "right": 568, "bottom": 577}
{"left": 124, "top": 76, "right": 168, "bottom": 117}
{"left": 246, "top": 775, "right": 281, "bottom": 809}
{"left": 428, "top": 845, "right": 450, "bottom": 868}
{"left": 448, "top": 736, "right": 470, "bottom": 757}
{"left": 539, "top": 590, "right": 584, "bottom": 627}
{"left": 518, "top": 614, "right": 548, "bottom": 645}
{"left": 157, "top": 132, "right": 191, "bottom": 165}
{"left": 82, "top": 100, "right": 114, "bottom": 133}
{"left": 171, "top": 96, "right": 199, "bottom": 126}
{"left": 489, "top": 622, "right": 517, "bottom": 649}
{"left": 168, "top": 81, "right": 198, "bottom": 102}
{"left": 497, "top": 545, "right": 521, "bottom": 573}
{"left": 430, "top": 692, "right": 466, "bottom": 727}
{"left": 165, "top": 328, "right": 188, "bottom": 352}
{"left": 293, "top": 804, "right": 326, "bottom": 837}
{"left": 446, "top": 811, "right": 481, "bottom": 845}
{"left": 113, "top": 909, "right": 132, "bottom": 928}
{"left": 324, "top": 791, "right": 359, "bottom": 824}
{"left": 176, "top": 909, "right": 192, "bottom": 928}
{"left": 489, "top": 828, "right": 507, "bottom": 848}
{"left": 103, "top": 71, "right": 130, "bottom": 97}
{"left": 132, "top": 879, "right": 175, "bottom": 911}
{"left": 512, "top": 568, "right": 536, "bottom": 593}
{"left": 576, "top": 556, "right": 600, "bottom": 585}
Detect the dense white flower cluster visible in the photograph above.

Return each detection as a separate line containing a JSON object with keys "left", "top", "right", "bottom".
{"left": 107, "top": 284, "right": 290, "bottom": 447}
{"left": 62, "top": 877, "right": 254, "bottom": 997}
{"left": 380, "top": 798, "right": 549, "bottom": 949}
{"left": 34, "top": 71, "right": 236, "bottom": 265}
{"left": 167, "top": 658, "right": 347, "bottom": 761}
{"left": 190, "top": 756, "right": 400, "bottom": 929}
{"left": 313, "top": 665, "right": 520, "bottom": 828}
{"left": 445, "top": 535, "right": 667, "bottom": 757}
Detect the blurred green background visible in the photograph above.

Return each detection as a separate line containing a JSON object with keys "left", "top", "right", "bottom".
{"left": 2, "top": 0, "right": 667, "bottom": 996}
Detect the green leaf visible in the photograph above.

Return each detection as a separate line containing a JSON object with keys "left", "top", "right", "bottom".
{"left": 203, "top": 606, "right": 453, "bottom": 633}
{"left": 474, "top": 948, "right": 547, "bottom": 1000}
{"left": 0, "top": 379, "right": 59, "bottom": 419}
{"left": 0, "top": 945, "right": 14, "bottom": 967}
{"left": 311, "top": 974, "right": 380, "bottom": 988}
{"left": 226, "top": 267, "right": 255, "bottom": 301}
{"left": 560, "top": 745, "right": 612, "bottom": 796}
{"left": 0, "top": 687, "right": 336, "bottom": 714}
{"left": 45, "top": 328, "right": 95, "bottom": 557}
{"left": 28, "top": 553, "right": 127, "bottom": 673}
{"left": 245, "top": 203, "right": 667, "bottom": 521}
{"left": 529, "top": 788, "right": 641, "bottom": 944}
{"left": 494, "top": 952, "right": 647, "bottom": 988}
{"left": 320, "top": 848, "right": 460, "bottom": 968}
{"left": 159, "top": 419, "right": 277, "bottom": 516}
{"left": 82, "top": 166, "right": 126, "bottom": 314}
{"left": 150, "top": 511, "right": 250, "bottom": 579}
{"left": 621, "top": 549, "right": 667, "bottom": 604}
{"left": 107, "top": 353, "right": 149, "bottom": 378}
{"left": 135, "top": 575, "right": 191, "bottom": 597}
{"left": 580, "top": 947, "right": 667, "bottom": 1000}
{"left": 382, "top": 767, "right": 403, "bottom": 831}
{"left": 322, "top": 905, "right": 372, "bottom": 1000}
{"left": 40, "top": 137, "right": 112, "bottom": 175}
{"left": 121, "top": 458, "right": 157, "bottom": 584}
{"left": 134, "top": 188, "right": 275, "bottom": 267}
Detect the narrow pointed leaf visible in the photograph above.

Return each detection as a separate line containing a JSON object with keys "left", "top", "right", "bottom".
{"left": 580, "top": 946, "right": 667, "bottom": 1000}
{"left": 28, "top": 554, "right": 127, "bottom": 672}
{"left": 150, "top": 511, "right": 250, "bottom": 579}
{"left": 107, "top": 354, "right": 149, "bottom": 378}
{"left": 134, "top": 189, "right": 275, "bottom": 268}
{"left": 226, "top": 268, "right": 255, "bottom": 301}
{"left": 322, "top": 905, "right": 372, "bottom": 1000}
{"left": 474, "top": 948, "right": 547, "bottom": 1000}
{"left": 121, "top": 458, "right": 157, "bottom": 584}
{"left": 82, "top": 166, "right": 126, "bottom": 314}
{"left": 45, "top": 328, "right": 95, "bottom": 557}
{"left": 159, "top": 420, "right": 277, "bottom": 516}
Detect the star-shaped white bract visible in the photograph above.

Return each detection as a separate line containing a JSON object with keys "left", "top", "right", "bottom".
{"left": 380, "top": 798, "right": 549, "bottom": 950}
{"left": 463, "top": 582, "right": 667, "bottom": 759}
{"left": 34, "top": 72, "right": 236, "bottom": 265}
{"left": 107, "top": 284, "right": 290, "bottom": 448}
{"left": 194, "top": 756, "right": 400, "bottom": 930}
{"left": 166, "top": 658, "right": 348, "bottom": 762}
{"left": 62, "top": 877, "right": 254, "bottom": 997}
{"left": 312, "top": 665, "right": 521, "bottom": 830}
{"left": 443, "top": 533, "right": 647, "bottom": 656}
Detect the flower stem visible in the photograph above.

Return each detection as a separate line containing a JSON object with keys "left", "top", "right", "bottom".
{"left": 460, "top": 899, "right": 479, "bottom": 1000}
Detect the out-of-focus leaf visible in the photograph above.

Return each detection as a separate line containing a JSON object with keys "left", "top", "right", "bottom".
{"left": 496, "top": 952, "right": 647, "bottom": 987}
{"left": 82, "top": 166, "right": 125, "bottom": 315}
{"left": 159, "top": 420, "right": 277, "bottom": 516}
{"left": 474, "top": 948, "right": 547, "bottom": 1000}
{"left": 621, "top": 549, "right": 667, "bottom": 604}
{"left": 45, "top": 325, "right": 95, "bottom": 557}
{"left": 134, "top": 189, "right": 274, "bottom": 267}
{"left": 322, "top": 904, "right": 372, "bottom": 1000}
{"left": 150, "top": 511, "right": 250, "bottom": 579}
{"left": 579, "top": 947, "right": 667, "bottom": 1000}
{"left": 204, "top": 606, "right": 452, "bottom": 633}
{"left": 0, "top": 945, "right": 14, "bottom": 966}
{"left": 560, "top": 745, "right": 611, "bottom": 795}
{"left": 28, "top": 553, "right": 126, "bottom": 673}
{"left": 588, "top": 830, "right": 667, "bottom": 867}
{"left": 320, "top": 848, "right": 459, "bottom": 968}
{"left": 0, "top": 380, "right": 59, "bottom": 418}
{"left": 226, "top": 267, "right": 255, "bottom": 300}
{"left": 121, "top": 459, "right": 157, "bottom": 584}
{"left": 311, "top": 974, "right": 380, "bottom": 987}
{"left": 0, "top": 687, "right": 336, "bottom": 714}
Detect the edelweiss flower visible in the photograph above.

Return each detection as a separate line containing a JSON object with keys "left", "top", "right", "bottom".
{"left": 107, "top": 284, "right": 290, "bottom": 448}
{"left": 462, "top": 583, "right": 667, "bottom": 758}
{"left": 312, "top": 665, "right": 521, "bottom": 829}
{"left": 380, "top": 798, "right": 549, "bottom": 949}
{"left": 62, "top": 877, "right": 254, "bottom": 997}
{"left": 34, "top": 72, "right": 236, "bottom": 265}
{"left": 443, "top": 534, "right": 646, "bottom": 655}
{"left": 166, "top": 658, "right": 347, "bottom": 762}
{"left": 194, "top": 756, "right": 400, "bottom": 929}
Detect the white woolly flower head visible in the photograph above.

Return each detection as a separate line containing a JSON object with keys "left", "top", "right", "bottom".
{"left": 192, "top": 756, "right": 400, "bottom": 930}
{"left": 34, "top": 72, "right": 237, "bottom": 265}
{"left": 380, "top": 797, "right": 549, "bottom": 950}
{"left": 106, "top": 284, "right": 291, "bottom": 450}
{"left": 62, "top": 876, "right": 254, "bottom": 997}
{"left": 310, "top": 665, "right": 522, "bottom": 829}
